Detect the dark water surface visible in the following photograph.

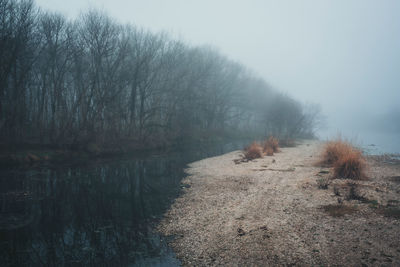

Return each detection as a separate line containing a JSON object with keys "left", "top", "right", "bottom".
{"left": 0, "top": 141, "right": 247, "bottom": 266}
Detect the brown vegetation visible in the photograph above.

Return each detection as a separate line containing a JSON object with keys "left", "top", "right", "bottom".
{"left": 319, "top": 140, "right": 353, "bottom": 166}
{"left": 243, "top": 136, "right": 280, "bottom": 160}
{"left": 319, "top": 140, "right": 367, "bottom": 180}
{"left": 244, "top": 142, "right": 263, "bottom": 160}
{"left": 264, "top": 146, "right": 274, "bottom": 156}
{"left": 264, "top": 136, "right": 280, "bottom": 153}
{"left": 333, "top": 151, "right": 367, "bottom": 180}
{"left": 160, "top": 140, "right": 400, "bottom": 265}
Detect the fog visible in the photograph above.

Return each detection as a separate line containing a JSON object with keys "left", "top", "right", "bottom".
{"left": 36, "top": 0, "right": 400, "bottom": 149}
{"left": 2, "top": 2, "right": 400, "bottom": 265}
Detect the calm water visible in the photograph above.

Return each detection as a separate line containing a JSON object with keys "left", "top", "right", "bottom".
{"left": 319, "top": 130, "right": 400, "bottom": 155}
{"left": 0, "top": 141, "right": 247, "bottom": 267}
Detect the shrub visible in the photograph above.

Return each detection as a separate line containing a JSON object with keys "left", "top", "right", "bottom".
{"left": 334, "top": 151, "right": 366, "bottom": 180}
{"left": 263, "top": 136, "right": 279, "bottom": 154}
{"left": 319, "top": 140, "right": 354, "bottom": 166}
{"left": 319, "top": 139, "right": 367, "bottom": 180}
{"left": 244, "top": 142, "right": 263, "bottom": 160}
{"left": 264, "top": 146, "right": 274, "bottom": 156}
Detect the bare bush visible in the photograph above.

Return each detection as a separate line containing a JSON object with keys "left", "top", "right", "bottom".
{"left": 244, "top": 142, "right": 263, "bottom": 160}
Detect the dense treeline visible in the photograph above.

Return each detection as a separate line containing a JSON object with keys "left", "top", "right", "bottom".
{"left": 0, "top": 0, "right": 321, "bottom": 150}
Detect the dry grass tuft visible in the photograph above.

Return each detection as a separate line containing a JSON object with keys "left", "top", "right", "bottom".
{"left": 319, "top": 139, "right": 367, "bottom": 180}
{"left": 263, "top": 136, "right": 280, "bottom": 155}
{"left": 244, "top": 142, "right": 263, "bottom": 160}
{"left": 264, "top": 146, "right": 274, "bottom": 156}
{"left": 319, "top": 140, "right": 354, "bottom": 166}
{"left": 334, "top": 152, "right": 367, "bottom": 180}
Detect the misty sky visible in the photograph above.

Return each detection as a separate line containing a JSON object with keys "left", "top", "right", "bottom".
{"left": 35, "top": 0, "right": 400, "bottom": 137}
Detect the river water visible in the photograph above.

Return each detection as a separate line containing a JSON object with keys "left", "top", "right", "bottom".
{"left": 318, "top": 130, "right": 400, "bottom": 155}
{"left": 0, "top": 140, "right": 248, "bottom": 266}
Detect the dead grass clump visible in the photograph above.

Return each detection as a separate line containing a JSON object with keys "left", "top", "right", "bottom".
{"left": 263, "top": 136, "right": 279, "bottom": 154}
{"left": 319, "top": 140, "right": 354, "bottom": 166}
{"left": 334, "top": 152, "right": 367, "bottom": 180}
{"left": 264, "top": 146, "right": 274, "bottom": 156}
{"left": 244, "top": 142, "right": 263, "bottom": 160}
{"left": 319, "top": 140, "right": 367, "bottom": 180}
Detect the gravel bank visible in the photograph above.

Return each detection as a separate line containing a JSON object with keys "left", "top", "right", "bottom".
{"left": 158, "top": 140, "right": 400, "bottom": 266}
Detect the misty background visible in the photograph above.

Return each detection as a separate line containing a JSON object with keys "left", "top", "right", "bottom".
{"left": 1, "top": 2, "right": 399, "bottom": 266}
{"left": 34, "top": 0, "right": 400, "bottom": 152}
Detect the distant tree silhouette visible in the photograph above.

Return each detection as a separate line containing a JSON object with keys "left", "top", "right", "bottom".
{"left": 0, "top": 0, "right": 322, "bottom": 149}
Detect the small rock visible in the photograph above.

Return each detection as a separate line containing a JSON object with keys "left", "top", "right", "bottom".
{"left": 237, "top": 228, "right": 246, "bottom": 236}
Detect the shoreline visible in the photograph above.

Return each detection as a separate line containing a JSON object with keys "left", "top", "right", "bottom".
{"left": 158, "top": 140, "right": 400, "bottom": 266}
{"left": 0, "top": 138, "right": 252, "bottom": 169}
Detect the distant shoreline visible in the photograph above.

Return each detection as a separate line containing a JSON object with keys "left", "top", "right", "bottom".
{"left": 0, "top": 138, "right": 251, "bottom": 169}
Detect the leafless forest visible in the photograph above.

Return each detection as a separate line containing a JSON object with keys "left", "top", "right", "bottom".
{"left": 0, "top": 0, "right": 320, "bottom": 151}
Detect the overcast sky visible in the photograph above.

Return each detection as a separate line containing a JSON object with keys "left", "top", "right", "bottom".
{"left": 35, "top": 0, "right": 400, "bottom": 137}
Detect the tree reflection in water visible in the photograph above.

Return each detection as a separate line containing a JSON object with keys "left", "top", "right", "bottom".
{"left": 0, "top": 141, "right": 246, "bottom": 266}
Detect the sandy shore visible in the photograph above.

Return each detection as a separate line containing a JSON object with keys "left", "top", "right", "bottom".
{"left": 158, "top": 140, "right": 400, "bottom": 266}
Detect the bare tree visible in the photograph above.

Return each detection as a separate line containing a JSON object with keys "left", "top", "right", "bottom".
{"left": 0, "top": 1, "right": 322, "bottom": 150}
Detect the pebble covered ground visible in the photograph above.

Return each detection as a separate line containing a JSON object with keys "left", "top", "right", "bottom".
{"left": 158, "top": 140, "right": 400, "bottom": 266}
